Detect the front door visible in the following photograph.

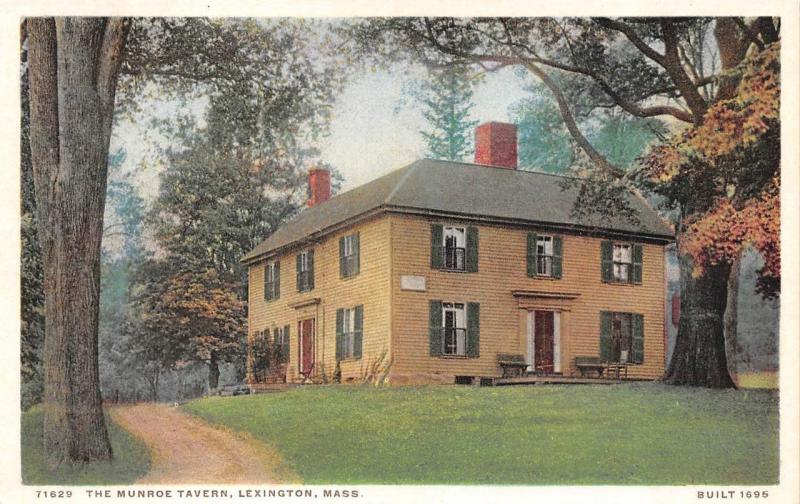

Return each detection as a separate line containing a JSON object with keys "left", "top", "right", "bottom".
{"left": 299, "top": 318, "right": 315, "bottom": 376}
{"left": 534, "top": 310, "right": 555, "bottom": 374}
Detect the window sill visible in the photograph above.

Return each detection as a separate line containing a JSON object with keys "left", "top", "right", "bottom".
{"left": 438, "top": 355, "right": 469, "bottom": 360}
{"left": 338, "top": 357, "right": 361, "bottom": 363}
{"left": 603, "top": 281, "right": 643, "bottom": 286}
{"left": 528, "top": 274, "right": 561, "bottom": 281}
{"left": 435, "top": 267, "right": 471, "bottom": 274}
{"left": 339, "top": 273, "right": 360, "bottom": 281}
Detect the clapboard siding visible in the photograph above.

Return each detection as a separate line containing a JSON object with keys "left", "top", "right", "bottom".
{"left": 248, "top": 216, "right": 392, "bottom": 383}
{"left": 388, "top": 214, "right": 666, "bottom": 382}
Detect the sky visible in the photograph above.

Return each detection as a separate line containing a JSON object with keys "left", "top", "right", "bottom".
{"left": 319, "top": 66, "right": 530, "bottom": 190}
{"left": 110, "top": 64, "right": 533, "bottom": 200}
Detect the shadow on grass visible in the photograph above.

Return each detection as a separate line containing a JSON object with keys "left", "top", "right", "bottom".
{"left": 21, "top": 406, "right": 150, "bottom": 485}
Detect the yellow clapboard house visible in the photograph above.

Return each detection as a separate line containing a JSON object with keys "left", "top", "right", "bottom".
{"left": 241, "top": 122, "right": 674, "bottom": 385}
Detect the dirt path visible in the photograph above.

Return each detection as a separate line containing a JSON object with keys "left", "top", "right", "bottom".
{"left": 110, "top": 403, "right": 300, "bottom": 484}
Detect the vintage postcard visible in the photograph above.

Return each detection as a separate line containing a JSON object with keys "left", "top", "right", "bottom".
{"left": 2, "top": 1, "right": 798, "bottom": 503}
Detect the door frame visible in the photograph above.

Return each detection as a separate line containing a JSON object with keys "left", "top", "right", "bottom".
{"left": 526, "top": 310, "right": 562, "bottom": 374}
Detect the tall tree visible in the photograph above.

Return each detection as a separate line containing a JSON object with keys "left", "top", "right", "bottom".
{"left": 415, "top": 66, "right": 479, "bottom": 161}
{"left": 510, "top": 85, "right": 576, "bottom": 173}
{"left": 343, "top": 17, "right": 780, "bottom": 388}
{"left": 24, "top": 16, "right": 341, "bottom": 466}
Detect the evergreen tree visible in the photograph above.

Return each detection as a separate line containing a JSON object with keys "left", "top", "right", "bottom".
{"left": 417, "top": 66, "right": 479, "bottom": 161}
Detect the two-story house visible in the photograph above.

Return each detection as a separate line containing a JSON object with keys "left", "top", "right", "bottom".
{"left": 242, "top": 122, "right": 674, "bottom": 385}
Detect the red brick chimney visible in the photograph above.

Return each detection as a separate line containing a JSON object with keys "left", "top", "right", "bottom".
{"left": 474, "top": 122, "right": 517, "bottom": 169}
{"left": 307, "top": 167, "right": 331, "bottom": 208}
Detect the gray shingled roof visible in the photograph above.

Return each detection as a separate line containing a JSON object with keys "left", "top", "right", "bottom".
{"left": 242, "top": 159, "right": 674, "bottom": 263}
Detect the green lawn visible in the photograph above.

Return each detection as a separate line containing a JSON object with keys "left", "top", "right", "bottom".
{"left": 21, "top": 407, "right": 150, "bottom": 485}
{"left": 183, "top": 383, "right": 778, "bottom": 485}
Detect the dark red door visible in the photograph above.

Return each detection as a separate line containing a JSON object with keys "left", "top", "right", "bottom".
{"left": 534, "top": 311, "right": 554, "bottom": 373}
{"left": 299, "top": 318, "right": 314, "bottom": 376}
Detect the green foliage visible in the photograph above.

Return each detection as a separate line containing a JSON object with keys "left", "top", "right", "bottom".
{"left": 21, "top": 407, "right": 150, "bottom": 485}
{"left": 588, "top": 112, "right": 667, "bottom": 170}
{"left": 412, "top": 66, "right": 479, "bottom": 161}
{"left": 510, "top": 85, "right": 575, "bottom": 173}
{"left": 184, "top": 384, "right": 778, "bottom": 485}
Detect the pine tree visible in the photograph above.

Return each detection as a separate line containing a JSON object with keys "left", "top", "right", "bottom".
{"left": 418, "top": 66, "right": 479, "bottom": 161}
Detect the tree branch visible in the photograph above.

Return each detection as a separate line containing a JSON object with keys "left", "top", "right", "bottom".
{"left": 96, "top": 17, "right": 131, "bottom": 108}
{"left": 596, "top": 18, "right": 666, "bottom": 65}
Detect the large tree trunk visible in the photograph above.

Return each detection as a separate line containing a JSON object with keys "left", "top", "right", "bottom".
{"left": 208, "top": 354, "right": 220, "bottom": 390}
{"left": 664, "top": 254, "right": 736, "bottom": 388}
{"left": 724, "top": 253, "right": 742, "bottom": 387}
{"left": 27, "top": 17, "right": 129, "bottom": 466}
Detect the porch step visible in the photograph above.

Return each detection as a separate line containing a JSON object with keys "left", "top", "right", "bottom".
{"left": 492, "top": 376, "right": 625, "bottom": 386}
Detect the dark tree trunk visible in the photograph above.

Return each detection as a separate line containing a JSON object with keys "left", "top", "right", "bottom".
{"left": 208, "top": 354, "right": 220, "bottom": 390}
{"left": 724, "top": 254, "right": 742, "bottom": 387}
{"left": 664, "top": 254, "right": 736, "bottom": 388}
{"left": 27, "top": 17, "right": 129, "bottom": 466}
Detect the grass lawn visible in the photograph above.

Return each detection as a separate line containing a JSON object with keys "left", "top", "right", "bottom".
{"left": 183, "top": 382, "right": 778, "bottom": 485}
{"left": 21, "top": 406, "right": 150, "bottom": 485}
{"left": 735, "top": 371, "right": 779, "bottom": 390}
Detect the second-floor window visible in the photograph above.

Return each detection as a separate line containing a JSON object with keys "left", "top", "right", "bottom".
{"left": 296, "top": 249, "right": 314, "bottom": 292}
{"left": 339, "top": 232, "right": 360, "bottom": 278}
{"left": 613, "top": 243, "right": 632, "bottom": 282}
{"left": 527, "top": 232, "right": 563, "bottom": 279}
{"left": 431, "top": 224, "right": 479, "bottom": 273}
{"left": 601, "top": 241, "right": 643, "bottom": 284}
{"left": 536, "top": 235, "right": 553, "bottom": 276}
{"left": 264, "top": 260, "right": 280, "bottom": 301}
{"left": 443, "top": 227, "right": 466, "bottom": 271}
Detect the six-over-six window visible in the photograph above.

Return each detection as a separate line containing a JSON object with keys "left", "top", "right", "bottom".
{"left": 336, "top": 305, "right": 363, "bottom": 360}
{"left": 296, "top": 249, "right": 314, "bottom": 292}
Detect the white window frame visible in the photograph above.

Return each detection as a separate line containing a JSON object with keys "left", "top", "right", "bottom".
{"left": 536, "top": 235, "right": 554, "bottom": 277}
{"left": 442, "top": 302, "right": 467, "bottom": 356}
{"left": 341, "top": 307, "right": 356, "bottom": 359}
{"left": 299, "top": 250, "right": 311, "bottom": 273}
{"left": 342, "top": 234, "right": 357, "bottom": 277}
{"left": 612, "top": 243, "right": 632, "bottom": 282}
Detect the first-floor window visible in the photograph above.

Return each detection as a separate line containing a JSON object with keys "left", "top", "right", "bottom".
{"left": 442, "top": 302, "right": 466, "bottom": 356}
{"left": 336, "top": 305, "right": 363, "bottom": 360}
{"left": 611, "top": 312, "right": 632, "bottom": 363}
{"left": 341, "top": 308, "right": 355, "bottom": 359}
{"left": 600, "top": 311, "right": 644, "bottom": 364}
{"left": 273, "top": 325, "right": 289, "bottom": 363}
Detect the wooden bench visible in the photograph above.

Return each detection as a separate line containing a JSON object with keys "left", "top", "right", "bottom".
{"left": 497, "top": 353, "right": 528, "bottom": 378}
{"left": 575, "top": 356, "right": 606, "bottom": 378}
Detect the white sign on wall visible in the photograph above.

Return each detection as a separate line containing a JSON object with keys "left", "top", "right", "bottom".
{"left": 400, "top": 275, "right": 426, "bottom": 292}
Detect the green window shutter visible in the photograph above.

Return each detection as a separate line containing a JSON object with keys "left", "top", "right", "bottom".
{"left": 552, "top": 236, "right": 563, "bottom": 279}
{"left": 339, "top": 236, "right": 346, "bottom": 278}
{"left": 275, "top": 261, "right": 280, "bottom": 299}
{"left": 263, "top": 262, "right": 270, "bottom": 300}
{"left": 527, "top": 232, "right": 537, "bottom": 277}
{"left": 430, "top": 225, "right": 444, "bottom": 269}
{"left": 600, "top": 240, "right": 613, "bottom": 283}
{"left": 466, "top": 302, "right": 480, "bottom": 358}
{"left": 632, "top": 244, "right": 643, "bottom": 284}
{"left": 631, "top": 313, "right": 644, "bottom": 364}
{"left": 466, "top": 226, "right": 479, "bottom": 272}
{"left": 307, "top": 249, "right": 315, "bottom": 290}
{"left": 335, "top": 308, "right": 344, "bottom": 361}
{"left": 283, "top": 324, "right": 290, "bottom": 363}
{"left": 353, "top": 232, "right": 360, "bottom": 275}
{"left": 353, "top": 304, "right": 363, "bottom": 359}
{"left": 296, "top": 253, "right": 302, "bottom": 291}
{"left": 599, "top": 311, "right": 612, "bottom": 361}
{"left": 429, "top": 300, "right": 443, "bottom": 356}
